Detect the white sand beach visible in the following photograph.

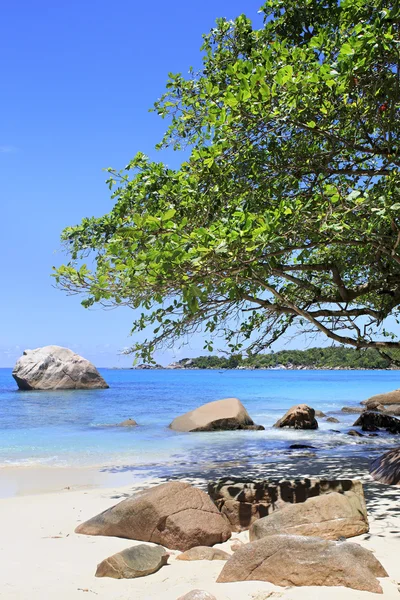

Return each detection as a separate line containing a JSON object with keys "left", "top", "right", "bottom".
{"left": 0, "top": 463, "right": 399, "bottom": 600}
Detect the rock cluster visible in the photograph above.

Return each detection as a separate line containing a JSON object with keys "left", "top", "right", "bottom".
{"left": 208, "top": 477, "right": 366, "bottom": 532}
{"left": 12, "top": 346, "right": 108, "bottom": 390}
{"left": 76, "top": 481, "right": 231, "bottom": 551}
{"left": 169, "top": 398, "right": 264, "bottom": 432}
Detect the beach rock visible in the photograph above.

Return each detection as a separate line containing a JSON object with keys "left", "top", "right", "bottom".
{"left": 76, "top": 481, "right": 231, "bottom": 551}
{"left": 314, "top": 410, "right": 326, "bottom": 417}
{"left": 95, "top": 544, "right": 168, "bottom": 579}
{"left": 12, "top": 346, "right": 108, "bottom": 390}
{"left": 341, "top": 406, "right": 364, "bottom": 414}
{"left": 353, "top": 412, "right": 400, "bottom": 433}
{"left": 273, "top": 404, "right": 318, "bottom": 429}
{"left": 230, "top": 540, "right": 245, "bottom": 551}
{"left": 169, "top": 398, "right": 264, "bottom": 432}
{"left": 347, "top": 429, "right": 364, "bottom": 437}
{"left": 176, "top": 546, "right": 230, "bottom": 561}
{"left": 117, "top": 418, "right": 138, "bottom": 427}
{"left": 177, "top": 592, "right": 217, "bottom": 600}
{"left": 249, "top": 492, "right": 368, "bottom": 541}
{"left": 216, "top": 534, "right": 387, "bottom": 593}
{"left": 208, "top": 477, "right": 366, "bottom": 532}
{"left": 326, "top": 417, "right": 340, "bottom": 423}
{"left": 370, "top": 447, "right": 400, "bottom": 485}
{"left": 362, "top": 389, "right": 400, "bottom": 406}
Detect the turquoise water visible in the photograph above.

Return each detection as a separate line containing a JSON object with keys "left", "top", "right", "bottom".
{"left": 0, "top": 368, "right": 399, "bottom": 471}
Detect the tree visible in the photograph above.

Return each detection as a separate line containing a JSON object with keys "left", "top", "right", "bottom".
{"left": 55, "top": 0, "right": 400, "bottom": 363}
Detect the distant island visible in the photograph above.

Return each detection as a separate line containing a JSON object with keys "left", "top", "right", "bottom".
{"left": 135, "top": 347, "right": 400, "bottom": 370}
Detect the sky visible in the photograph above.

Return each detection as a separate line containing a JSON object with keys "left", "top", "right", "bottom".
{"left": 0, "top": 0, "right": 271, "bottom": 367}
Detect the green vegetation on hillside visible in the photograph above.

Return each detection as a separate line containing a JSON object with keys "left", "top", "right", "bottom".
{"left": 181, "top": 347, "right": 399, "bottom": 369}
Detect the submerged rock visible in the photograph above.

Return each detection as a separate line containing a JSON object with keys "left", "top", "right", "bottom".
{"left": 273, "top": 404, "right": 318, "bottom": 429}
{"left": 289, "top": 444, "right": 316, "bottom": 450}
{"left": 249, "top": 492, "right": 369, "bottom": 541}
{"left": 347, "top": 429, "right": 364, "bottom": 437}
{"left": 341, "top": 406, "right": 364, "bottom": 414}
{"left": 216, "top": 534, "right": 387, "bottom": 593}
{"left": 76, "top": 481, "right": 231, "bottom": 551}
{"left": 12, "top": 346, "right": 108, "bottom": 390}
{"left": 95, "top": 544, "right": 168, "bottom": 579}
{"left": 169, "top": 398, "right": 264, "bottom": 432}
{"left": 326, "top": 417, "right": 340, "bottom": 423}
{"left": 117, "top": 418, "right": 138, "bottom": 427}
{"left": 314, "top": 410, "right": 326, "bottom": 417}
{"left": 370, "top": 447, "right": 400, "bottom": 485}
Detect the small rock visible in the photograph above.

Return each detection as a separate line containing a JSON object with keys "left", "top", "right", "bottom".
{"left": 341, "top": 406, "right": 363, "bottom": 414}
{"left": 176, "top": 546, "right": 230, "bottom": 561}
{"left": 117, "top": 418, "right": 138, "bottom": 427}
{"left": 177, "top": 591, "right": 217, "bottom": 600}
{"left": 348, "top": 429, "right": 364, "bottom": 437}
{"left": 326, "top": 417, "right": 340, "bottom": 423}
{"left": 274, "top": 404, "right": 318, "bottom": 429}
{"left": 289, "top": 444, "right": 316, "bottom": 450}
{"left": 95, "top": 544, "right": 168, "bottom": 579}
{"left": 314, "top": 410, "right": 326, "bottom": 417}
{"left": 230, "top": 540, "right": 245, "bottom": 552}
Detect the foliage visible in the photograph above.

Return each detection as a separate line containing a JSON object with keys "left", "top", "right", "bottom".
{"left": 183, "top": 347, "right": 396, "bottom": 369}
{"left": 55, "top": 0, "right": 400, "bottom": 363}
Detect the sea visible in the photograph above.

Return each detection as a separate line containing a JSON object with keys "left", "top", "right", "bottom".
{"left": 0, "top": 368, "right": 399, "bottom": 478}
{"left": 0, "top": 369, "right": 400, "bottom": 476}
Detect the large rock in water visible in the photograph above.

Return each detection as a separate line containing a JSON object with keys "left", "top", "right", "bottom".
{"left": 370, "top": 447, "right": 400, "bottom": 485}
{"left": 362, "top": 389, "right": 400, "bottom": 406}
{"left": 75, "top": 481, "right": 231, "bottom": 551}
{"left": 273, "top": 404, "right": 318, "bottom": 429}
{"left": 249, "top": 491, "right": 368, "bottom": 541}
{"left": 353, "top": 411, "right": 400, "bottom": 433}
{"left": 217, "top": 534, "right": 387, "bottom": 593}
{"left": 12, "top": 346, "right": 108, "bottom": 390}
{"left": 95, "top": 544, "right": 168, "bottom": 579}
{"left": 169, "top": 398, "right": 264, "bottom": 432}
{"left": 208, "top": 477, "right": 366, "bottom": 532}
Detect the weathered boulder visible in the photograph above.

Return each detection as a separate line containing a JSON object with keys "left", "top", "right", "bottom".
{"left": 176, "top": 546, "right": 230, "bottom": 561}
{"left": 216, "top": 534, "right": 387, "bottom": 593}
{"left": 370, "top": 447, "right": 400, "bottom": 485}
{"left": 169, "top": 398, "right": 264, "bottom": 432}
{"left": 353, "top": 412, "right": 400, "bottom": 433}
{"left": 95, "top": 544, "right": 168, "bottom": 579}
{"left": 273, "top": 404, "right": 318, "bottom": 429}
{"left": 177, "top": 592, "right": 217, "bottom": 600}
{"left": 12, "top": 346, "right": 108, "bottom": 390}
{"left": 117, "top": 418, "right": 138, "bottom": 427}
{"left": 362, "top": 389, "right": 400, "bottom": 406}
{"left": 208, "top": 477, "right": 366, "bottom": 532}
{"left": 326, "top": 416, "right": 340, "bottom": 423}
{"left": 341, "top": 406, "right": 363, "bottom": 414}
{"left": 249, "top": 492, "right": 368, "bottom": 542}
{"left": 76, "top": 481, "right": 231, "bottom": 551}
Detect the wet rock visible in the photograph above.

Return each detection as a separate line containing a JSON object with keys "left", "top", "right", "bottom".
{"left": 169, "top": 398, "right": 264, "bottom": 432}
{"left": 176, "top": 546, "right": 230, "bottom": 561}
{"left": 76, "top": 481, "right": 231, "bottom": 551}
{"left": 347, "top": 429, "right": 364, "bottom": 437}
{"left": 326, "top": 417, "right": 340, "bottom": 423}
{"left": 217, "top": 534, "right": 387, "bottom": 593}
{"left": 273, "top": 404, "right": 318, "bottom": 430}
{"left": 341, "top": 406, "right": 364, "bottom": 414}
{"left": 12, "top": 345, "right": 108, "bottom": 390}
{"left": 249, "top": 492, "right": 369, "bottom": 541}
{"left": 117, "top": 418, "right": 138, "bottom": 427}
{"left": 314, "top": 410, "right": 326, "bottom": 417}
{"left": 370, "top": 446, "right": 400, "bottom": 485}
{"left": 208, "top": 477, "right": 366, "bottom": 532}
{"left": 353, "top": 412, "right": 400, "bottom": 434}
{"left": 289, "top": 444, "right": 316, "bottom": 450}
{"left": 95, "top": 544, "right": 168, "bottom": 579}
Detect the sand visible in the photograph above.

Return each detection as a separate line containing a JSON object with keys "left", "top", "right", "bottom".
{"left": 0, "top": 462, "right": 399, "bottom": 600}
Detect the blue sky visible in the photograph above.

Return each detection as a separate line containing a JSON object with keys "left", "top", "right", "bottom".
{"left": 1, "top": 0, "right": 270, "bottom": 367}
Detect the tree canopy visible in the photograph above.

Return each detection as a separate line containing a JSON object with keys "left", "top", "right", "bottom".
{"left": 55, "top": 0, "right": 400, "bottom": 363}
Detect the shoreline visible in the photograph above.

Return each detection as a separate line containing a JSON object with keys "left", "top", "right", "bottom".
{"left": 0, "top": 455, "right": 399, "bottom": 599}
